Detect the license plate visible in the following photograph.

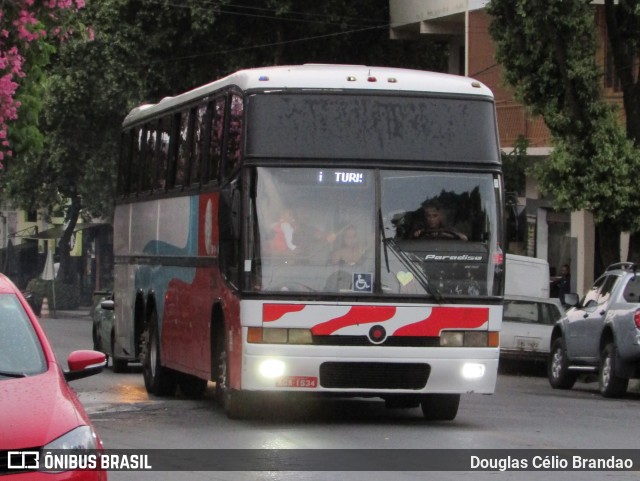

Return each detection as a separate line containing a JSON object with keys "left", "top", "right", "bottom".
{"left": 276, "top": 376, "right": 318, "bottom": 388}
{"left": 515, "top": 337, "right": 540, "bottom": 351}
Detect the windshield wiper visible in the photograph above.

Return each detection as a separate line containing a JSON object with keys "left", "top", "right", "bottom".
{"left": 0, "top": 370, "right": 27, "bottom": 378}
{"left": 378, "top": 209, "right": 390, "bottom": 272}
{"left": 378, "top": 211, "right": 443, "bottom": 303}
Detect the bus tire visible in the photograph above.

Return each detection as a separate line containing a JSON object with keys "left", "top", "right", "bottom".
{"left": 420, "top": 394, "right": 460, "bottom": 421}
{"left": 214, "top": 325, "right": 248, "bottom": 419}
{"left": 223, "top": 389, "right": 249, "bottom": 420}
{"left": 142, "top": 311, "right": 176, "bottom": 396}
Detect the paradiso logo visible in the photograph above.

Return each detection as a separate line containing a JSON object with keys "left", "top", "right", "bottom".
{"left": 424, "top": 254, "right": 484, "bottom": 262}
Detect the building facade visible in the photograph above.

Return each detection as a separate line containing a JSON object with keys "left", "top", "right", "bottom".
{"left": 0, "top": 199, "right": 111, "bottom": 298}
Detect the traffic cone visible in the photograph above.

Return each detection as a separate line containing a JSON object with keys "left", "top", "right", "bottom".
{"left": 41, "top": 297, "right": 49, "bottom": 318}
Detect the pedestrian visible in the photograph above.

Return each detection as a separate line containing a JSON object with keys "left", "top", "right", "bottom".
{"left": 555, "top": 264, "right": 571, "bottom": 304}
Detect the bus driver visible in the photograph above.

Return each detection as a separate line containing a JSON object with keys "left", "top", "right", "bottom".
{"left": 410, "top": 200, "right": 467, "bottom": 240}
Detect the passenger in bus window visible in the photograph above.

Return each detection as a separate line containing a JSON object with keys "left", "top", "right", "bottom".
{"left": 268, "top": 207, "right": 336, "bottom": 262}
{"left": 269, "top": 209, "right": 298, "bottom": 253}
{"left": 331, "top": 226, "right": 365, "bottom": 266}
{"left": 410, "top": 200, "right": 468, "bottom": 240}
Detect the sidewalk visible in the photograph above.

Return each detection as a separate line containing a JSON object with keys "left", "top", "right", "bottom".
{"left": 42, "top": 307, "right": 92, "bottom": 319}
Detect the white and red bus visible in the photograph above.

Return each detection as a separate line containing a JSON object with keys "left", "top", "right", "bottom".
{"left": 112, "top": 65, "right": 505, "bottom": 420}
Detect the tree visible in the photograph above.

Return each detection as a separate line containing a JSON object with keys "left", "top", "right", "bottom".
{"left": 4, "top": 0, "right": 446, "bottom": 283}
{"left": 487, "top": 0, "right": 640, "bottom": 270}
{"left": 0, "top": 0, "right": 86, "bottom": 166}
{"left": 603, "top": 0, "right": 640, "bottom": 263}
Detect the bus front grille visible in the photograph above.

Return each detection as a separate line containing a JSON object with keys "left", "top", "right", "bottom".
{"left": 319, "top": 362, "right": 430, "bottom": 390}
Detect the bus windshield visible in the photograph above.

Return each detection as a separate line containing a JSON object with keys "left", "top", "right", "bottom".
{"left": 248, "top": 167, "right": 501, "bottom": 298}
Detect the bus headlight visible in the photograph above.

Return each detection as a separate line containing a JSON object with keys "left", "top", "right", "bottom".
{"left": 462, "top": 363, "right": 485, "bottom": 379}
{"left": 440, "top": 331, "right": 464, "bottom": 347}
{"left": 248, "top": 327, "right": 313, "bottom": 344}
{"left": 440, "top": 331, "right": 499, "bottom": 347}
{"left": 259, "top": 359, "right": 286, "bottom": 379}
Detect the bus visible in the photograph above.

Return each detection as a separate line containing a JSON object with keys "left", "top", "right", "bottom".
{"left": 112, "top": 64, "right": 504, "bottom": 421}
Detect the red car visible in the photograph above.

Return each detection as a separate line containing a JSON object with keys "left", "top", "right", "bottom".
{"left": 0, "top": 274, "right": 107, "bottom": 480}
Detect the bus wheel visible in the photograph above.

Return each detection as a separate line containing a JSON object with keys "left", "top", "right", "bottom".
{"left": 214, "top": 327, "right": 247, "bottom": 419}
{"left": 178, "top": 373, "right": 208, "bottom": 399}
{"left": 420, "top": 394, "right": 460, "bottom": 421}
{"left": 142, "top": 311, "right": 176, "bottom": 396}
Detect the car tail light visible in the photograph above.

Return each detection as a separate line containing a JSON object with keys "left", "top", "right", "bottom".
{"left": 634, "top": 309, "right": 640, "bottom": 329}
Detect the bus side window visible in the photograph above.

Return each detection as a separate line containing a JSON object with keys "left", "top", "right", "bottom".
{"left": 206, "top": 97, "right": 225, "bottom": 183}
{"left": 131, "top": 126, "right": 145, "bottom": 195}
{"left": 141, "top": 122, "right": 157, "bottom": 193}
{"left": 219, "top": 177, "right": 241, "bottom": 287}
{"left": 191, "top": 103, "right": 208, "bottom": 186}
{"left": 118, "top": 129, "right": 133, "bottom": 196}
{"left": 154, "top": 116, "right": 171, "bottom": 191}
{"left": 175, "top": 110, "right": 192, "bottom": 188}
{"left": 224, "top": 93, "right": 243, "bottom": 178}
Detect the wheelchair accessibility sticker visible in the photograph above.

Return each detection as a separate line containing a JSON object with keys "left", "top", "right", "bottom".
{"left": 352, "top": 273, "right": 373, "bottom": 293}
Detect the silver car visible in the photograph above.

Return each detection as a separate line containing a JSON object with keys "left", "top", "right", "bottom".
{"left": 500, "top": 295, "right": 564, "bottom": 362}
{"left": 548, "top": 262, "right": 640, "bottom": 398}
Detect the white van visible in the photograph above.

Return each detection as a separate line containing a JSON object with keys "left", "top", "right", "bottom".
{"left": 505, "top": 254, "right": 550, "bottom": 298}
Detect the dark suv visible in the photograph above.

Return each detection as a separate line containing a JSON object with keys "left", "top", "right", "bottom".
{"left": 548, "top": 262, "right": 640, "bottom": 397}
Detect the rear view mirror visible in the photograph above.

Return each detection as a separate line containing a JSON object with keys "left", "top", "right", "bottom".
{"left": 64, "top": 350, "right": 107, "bottom": 382}
{"left": 100, "top": 299, "right": 114, "bottom": 310}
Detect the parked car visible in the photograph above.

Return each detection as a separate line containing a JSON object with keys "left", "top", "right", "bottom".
{"left": 91, "top": 291, "right": 127, "bottom": 372}
{"left": 500, "top": 295, "right": 564, "bottom": 362}
{"left": 0, "top": 273, "right": 107, "bottom": 480}
{"left": 548, "top": 262, "right": 640, "bottom": 398}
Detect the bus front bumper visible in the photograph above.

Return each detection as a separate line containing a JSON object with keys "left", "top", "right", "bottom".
{"left": 241, "top": 343, "right": 499, "bottom": 395}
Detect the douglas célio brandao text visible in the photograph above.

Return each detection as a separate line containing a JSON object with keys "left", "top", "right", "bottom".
{"left": 470, "top": 454, "right": 634, "bottom": 471}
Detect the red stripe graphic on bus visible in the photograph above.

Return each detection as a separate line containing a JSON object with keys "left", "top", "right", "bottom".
{"left": 262, "top": 304, "right": 489, "bottom": 337}
{"left": 310, "top": 306, "right": 397, "bottom": 335}
{"left": 393, "top": 307, "right": 489, "bottom": 337}
{"left": 263, "top": 303, "right": 306, "bottom": 322}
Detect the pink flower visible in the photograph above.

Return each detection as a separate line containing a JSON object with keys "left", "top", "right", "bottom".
{"left": 0, "top": 0, "right": 86, "bottom": 158}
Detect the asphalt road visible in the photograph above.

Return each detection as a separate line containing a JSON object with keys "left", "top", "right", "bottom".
{"left": 39, "top": 311, "right": 640, "bottom": 481}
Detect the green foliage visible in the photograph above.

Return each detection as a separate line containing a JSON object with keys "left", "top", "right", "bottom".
{"left": 26, "top": 278, "right": 81, "bottom": 311}
{"left": 534, "top": 109, "right": 640, "bottom": 231}
{"left": 5, "top": 33, "right": 55, "bottom": 169}
{"left": 488, "top": 0, "right": 640, "bottom": 233}
{"left": 488, "top": 0, "right": 602, "bottom": 137}
{"left": 502, "top": 135, "right": 529, "bottom": 196}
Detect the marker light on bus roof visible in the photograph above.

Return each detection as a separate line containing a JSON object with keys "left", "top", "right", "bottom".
{"left": 259, "top": 75, "right": 270, "bottom": 81}
{"left": 367, "top": 76, "right": 377, "bottom": 82}
{"left": 471, "top": 81, "right": 482, "bottom": 88}
{"left": 347, "top": 76, "right": 357, "bottom": 82}
{"left": 387, "top": 78, "right": 397, "bottom": 83}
